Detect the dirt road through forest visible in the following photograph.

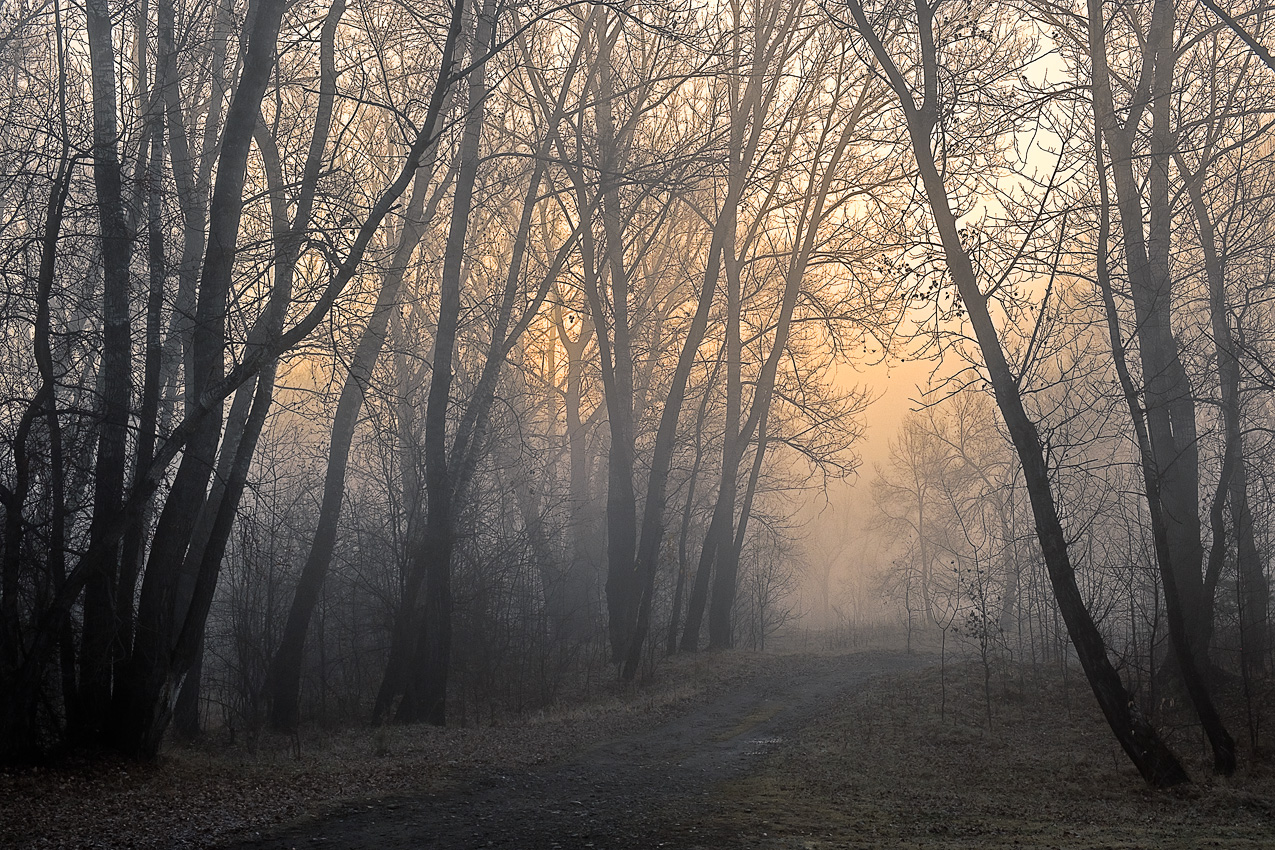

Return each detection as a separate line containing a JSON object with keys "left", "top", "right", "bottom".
{"left": 225, "top": 651, "right": 927, "bottom": 849}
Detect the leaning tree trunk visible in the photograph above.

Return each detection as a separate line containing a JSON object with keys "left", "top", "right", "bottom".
{"left": 263, "top": 169, "right": 439, "bottom": 730}
{"left": 374, "top": 0, "right": 589, "bottom": 721}
{"left": 263, "top": 80, "right": 451, "bottom": 731}
{"left": 844, "top": 0, "right": 1190, "bottom": 787}
{"left": 672, "top": 3, "right": 806, "bottom": 655}
{"left": 666, "top": 430, "right": 706, "bottom": 656}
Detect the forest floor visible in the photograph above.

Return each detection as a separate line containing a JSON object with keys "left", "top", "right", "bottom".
{"left": 709, "top": 655, "right": 1275, "bottom": 849}
{"left": 5, "top": 639, "right": 1275, "bottom": 849}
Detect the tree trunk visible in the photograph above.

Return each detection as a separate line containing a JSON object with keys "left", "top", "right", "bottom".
{"left": 681, "top": 504, "right": 726, "bottom": 651}
{"left": 116, "top": 43, "right": 169, "bottom": 716}
{"left": 555, "top": 304, "right": 599, "bottom": 640}
{"left": 172, "top": 641, "right": 203, "bottom": 740}
{"left": 383, "top": 0, "right": 495, "bottom": 725}
{"left": 108, "top": 0, "right": 291, "bottom": 758}
{"left": 393, "top": 18, "right": 584, "bottom": 719}
{"left": 0, "top": 34, "right": 75, "bottom": 752}
{"left": 711, "top": 404, "right": 772, "bottom": 650}
{"left": 1087, "top": 0, "right": 1234, "bottom": 775}
{"left": 1183, "top": 178, "right": 1267, "bottom": 676}
{"left": 1142, "top": 0, "right": 1209, "bottom": 663}
{"left": 1094, "top": 165, "right": 1236, "bottom": 777}
{"left": 620, "top": 212, "right": 732, "bottom": 678}
{"left": 79, "top": 0, "right": 134, "bottom": 743}
{"left": 844, "top": 0, "right": 1190, "bottom": 787}
{"left": 700, "top": 13, "right": 870, "bottom": 648}
{"left": 264, "top": 85, "right": 447, "bottom": 731}
{"left": 575, "top": 13, "right": 640, "bottom": 666}
{"left": 667, "top": 362, "right": 716, "bottom": 654}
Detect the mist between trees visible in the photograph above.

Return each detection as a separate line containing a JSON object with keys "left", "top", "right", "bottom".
{"left": 0, "top": 0, "right": 1272, "bottom": 789}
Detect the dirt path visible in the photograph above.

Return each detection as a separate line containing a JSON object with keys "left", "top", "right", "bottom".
{"left": 224, "top": 651, "right": 927, "bottom": 850}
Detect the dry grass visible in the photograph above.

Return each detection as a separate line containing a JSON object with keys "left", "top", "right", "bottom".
{"left": 708, "top": 658, "right": 1275, "bottom": 849}
{"left": 0, "top": 649, "right": 774, "bottom": 849}
{"left": 10, "top": 646, "right": 1275, "bottom": 849}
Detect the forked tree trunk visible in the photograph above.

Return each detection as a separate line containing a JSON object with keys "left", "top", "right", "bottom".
{"left": 589, "top": 14, "right": 641, "bottom": 665}
{"left": 698, "top": 12, "right": 874, "bottom": 650}
{"left": 554, "top": 303, "right": 599, "bottom": 639}
{"left": 668, "top": 361, "right": 717, "bottom": 654}
{"left": 682, "top": 230, "right": 740, "bottom": 654}
{"left": 620, "top": 205, "right": 733, "bottom": 679}
{"left": 678, "top": 0, "right": 807, "bottom": 652}
{"left": 0, "top": 27, "right": 75, "bottom": 753}
{"left": 1095, "top": 146, "right": 1235, "bottom": 777}
{"left": 704, "top": 107, "right": 863, "bottom": 648}
{"left": 1139, "top": 0, "right": 1210, "bottom": 662}
{"left": 379, "top": 0, "right": 584, "bottom": 722}
{"left": 711, "top": 412, "right": 771, "bottom": 648}
{"left": 107, "top": 0, "right": 292, "bottom": 758}
{"left": 1087, "top": 0, "right": 1234, "bottom": 775}
{"left": 382, "top": 6, "right": 480, "bottom": 724}
{"left": 116, "top": 24, "right": 168, "bottom": 720}
{"left": 392, "top": 25, "right": 587, "bottom": 720}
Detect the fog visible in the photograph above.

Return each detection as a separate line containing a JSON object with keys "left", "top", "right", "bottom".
{"left": 2, "top": 0, "right": 1272, "bottom": 827}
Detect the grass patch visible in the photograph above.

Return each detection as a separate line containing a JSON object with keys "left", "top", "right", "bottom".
{"left": 708, "top": 659, "right": 1275, "bottom": 849}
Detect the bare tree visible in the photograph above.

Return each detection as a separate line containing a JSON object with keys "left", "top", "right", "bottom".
{"left": 838, "top": 0, "right": 1191, "bottom": 786}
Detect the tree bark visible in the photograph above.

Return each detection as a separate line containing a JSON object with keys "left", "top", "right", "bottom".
{"left": 256, "top": 0, "right": 471, "bottom": 730}
{"left": 1092, "top": 0, "right": 1208, "bottom": 665}
{"left": 0, "top": 31, "right": 75, "bottom": 752}
{"left": 391, "top": 21, "right": 588, "bottom": 720}
{"left": 554, "top": 303, "right": 599, "bottom": 640}
{"left": 670, "top": 357, "right": 719, "bottom": 653}
{"left": 1182, "top": 176, "right": 1267, "bottom": 676}
{"left": 115, "top": 34, "right": 169, "bottom": 717}
{"left": 590, "top": 13, "right": 641, "bottom": 665}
